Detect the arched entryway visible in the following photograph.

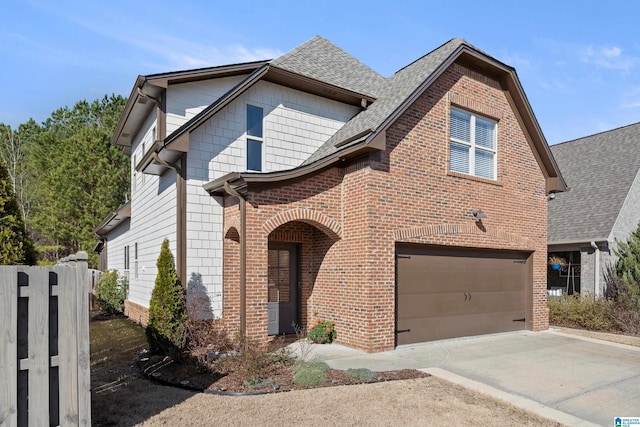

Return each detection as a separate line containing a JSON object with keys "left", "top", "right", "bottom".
{"left": 266, "top": 217, "right": 341, "bottom": 336}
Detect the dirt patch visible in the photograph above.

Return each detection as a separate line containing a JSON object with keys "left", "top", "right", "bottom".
{"left": 139, "top": 354, "right": 428, "bottom": 394}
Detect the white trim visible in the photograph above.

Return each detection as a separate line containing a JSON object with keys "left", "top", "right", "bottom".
{"left": 450, "top": 107, "right": 497, "bottom": 180}
{"left": 246, "top": 103, "right": 265, "bottom": 171}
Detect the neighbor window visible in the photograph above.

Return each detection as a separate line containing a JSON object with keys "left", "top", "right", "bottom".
{"left": 246, "top": 104, "right": 263, "bottom": 171}
{"left": 124, "top": 245, "right": 130, "bottom": 282}
{"left": 134, "top": 243, "right": 139, "bottom": 279}
{"left": 449, "top": 108, "right": 497, "bottom": 180}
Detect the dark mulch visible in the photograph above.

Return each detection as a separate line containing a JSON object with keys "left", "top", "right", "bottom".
{"left": 138, "top": 354, "right": 429, "bottom": 394}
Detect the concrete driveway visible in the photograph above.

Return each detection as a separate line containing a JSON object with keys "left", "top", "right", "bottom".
{"left": 310, "top": 330, "right": 640, "bottom": 426}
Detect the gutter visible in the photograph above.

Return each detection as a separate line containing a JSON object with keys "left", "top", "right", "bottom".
{"left": 590, "top": 241, "right": 601, "bottom": 299}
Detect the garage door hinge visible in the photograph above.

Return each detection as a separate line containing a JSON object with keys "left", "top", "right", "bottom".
{"left": 513, "top": 260, "right": 526, "bottom": 264}
{"left": 396, "top": 255, "right": 411, "bottom": 259}
{"left": 396, "top": 329, "right": 411, "bottom": 334}
{"left": 512, "top": 318, "right": 526, "bottom": 322}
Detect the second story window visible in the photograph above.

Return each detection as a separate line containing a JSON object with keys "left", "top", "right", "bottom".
{"left": 246, "top": 104, "right": 263, "bottom": 171}
{"left": 449, "top": 108, "right": 497, "bottom": 180}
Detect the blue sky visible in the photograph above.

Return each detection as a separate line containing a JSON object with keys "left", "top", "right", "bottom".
{"left": 2, "top": 0, "right": 639, "bottom": 144}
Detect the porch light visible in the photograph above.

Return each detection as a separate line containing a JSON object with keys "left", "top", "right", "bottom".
{"left": 472, "top": 209, "right": 487, "bottom": 220}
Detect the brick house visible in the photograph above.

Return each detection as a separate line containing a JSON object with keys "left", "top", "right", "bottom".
{"left": 95, "top": 36, "right": 565, "bottom": 352}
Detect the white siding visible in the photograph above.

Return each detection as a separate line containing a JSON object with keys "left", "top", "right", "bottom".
{"left": 104, "top": 220, "right": 130, "bottom": 275}
{"left": 166, "top": 76, "right": 246, "bottom": 135}
{"left": 185, "top": 81, "right": 359, "bottom": 318}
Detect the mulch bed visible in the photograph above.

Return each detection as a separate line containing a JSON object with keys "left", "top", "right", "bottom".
{"left": 139, "top": 354, "right": 429, "bottom": 395}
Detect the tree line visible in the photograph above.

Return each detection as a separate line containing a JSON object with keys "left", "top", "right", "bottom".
{"left": 0, "top": 94, "right": 129, "bottom": 267}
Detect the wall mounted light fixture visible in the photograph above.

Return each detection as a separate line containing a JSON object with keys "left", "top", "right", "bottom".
{"left": 472, "top": 209, "right": 487, "bottom": 220}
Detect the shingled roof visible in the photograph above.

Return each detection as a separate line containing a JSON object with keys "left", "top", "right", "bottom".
{"left": 270, "top": 36, "right": 385, "bottom": 99}
{"left": 548, "top": 122, "right": 640, "bottom": 245}
{"left": 303, "top": 38, "right": 464, "bottom": 164}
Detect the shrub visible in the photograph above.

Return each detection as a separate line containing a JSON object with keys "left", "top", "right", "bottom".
{"left": 214, "top": 335, "right": 293, "bottom": 384}
{"left": 95, "top": 270, "right": 127, "bottom": 314}
{"left": 293, "top": 362, "right": 328, "bottom": 387}
{"left": 185, "top": 292, "right": 231, "bottom": 364}
{"left": 307, "top": 319, "right": 337, "bottom": 344}
{"left": 604, "top": 274, "right": 640, "bottom": 335}
{"left": 344, "top": 368, "right": 377, "bottom": 381}
{"left": 147, "top": 239, "right": 187, "bottom": 356}
{"left": 548, "top": 294, "right": 616, "bottom": 331}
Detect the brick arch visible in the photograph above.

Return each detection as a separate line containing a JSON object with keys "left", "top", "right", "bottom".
{"left": 393, "top": 222, "right": 535, "bottom": 250}
{"left": 262, "top": 208, "right": 343, "bottom": 239}
{"left": 224, "top": 216, "right": 241, "bottom": 238}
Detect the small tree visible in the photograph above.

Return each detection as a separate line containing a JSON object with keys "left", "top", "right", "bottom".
{"left": 147, "top": 239, "right": 187, "bottom": 355}
{"left": 615, "top": 222, "right": 640, "bottom": 286}
{"left": 0, "top": 159, "right": 37, "bottom": 265}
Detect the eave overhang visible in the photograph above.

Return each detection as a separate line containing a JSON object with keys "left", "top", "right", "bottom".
{"left": 93, "top": 200, "right": 131, "bottom": 237}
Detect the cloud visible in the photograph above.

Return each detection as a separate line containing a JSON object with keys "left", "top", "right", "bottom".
{"left": 26, "top": 1, "right": 282, "bottom": 71}
{"left": 578, "top": 45, "right": 636, "bottom": 71}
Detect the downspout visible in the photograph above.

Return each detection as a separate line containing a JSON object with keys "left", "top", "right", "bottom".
{"left": 590, "top": 241, "right": 600, "bottom": 299}
{"left": 224, "top": 182, "right": 247, "bottom": 339}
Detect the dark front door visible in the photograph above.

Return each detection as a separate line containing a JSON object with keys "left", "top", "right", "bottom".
{"left": 267, "top": 243, "right": 298, "bottom": 335}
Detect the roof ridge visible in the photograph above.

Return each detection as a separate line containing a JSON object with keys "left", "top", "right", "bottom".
{"left": 553, "top": 121, "right": 640, "bottom": 147}
{"left": 393, "top": 37, "right": 467, "bottom": 75}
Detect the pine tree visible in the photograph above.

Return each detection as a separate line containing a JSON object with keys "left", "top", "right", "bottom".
{"left": 146, "top": 239, "right": 187, "bottom": 355}
{"left": 615, "top": 222, "right": 640, "bottom": 285}
{"left": 0, "top": 159, "right": 37, "bottom": 265}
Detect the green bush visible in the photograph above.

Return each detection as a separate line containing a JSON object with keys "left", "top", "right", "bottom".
{"left": 548, "top": 294, "right": 616, "bottom": 331}
{"left": 295, "top": 360, "right": 330, "bottom": 372}
{"left": 293, "top": 364, "right": 328, "bottom": 387}
{"left": 307, "top": 319, "right": 337, "bottom": 344}
{"left": 95, "top": 270, "right": 127, "bottom": 314}
{"left": 344, "top": 368, "right": 377, "bottom": 381}
{"left": 147, "top": 239, "right": 187, "bottom": 356}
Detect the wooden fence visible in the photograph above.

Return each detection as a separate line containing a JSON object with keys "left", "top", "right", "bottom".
{"left": 0, "top": 252, "right": 91, "bottom": 426}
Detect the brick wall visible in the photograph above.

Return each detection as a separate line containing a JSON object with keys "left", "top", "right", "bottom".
{"left": 124, "top": 299, "right": 149, "bottom": 326}
{"left": 221, "top": 61, "right": 549, "bottom": 352}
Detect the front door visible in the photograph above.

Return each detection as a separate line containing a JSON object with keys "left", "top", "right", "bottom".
{"left": 267, "top": 243, "right": 298, "bottom": 335}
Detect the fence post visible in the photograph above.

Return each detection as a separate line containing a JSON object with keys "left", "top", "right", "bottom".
{"left": 0, "top": 266, "right": 18, "bottom": 427}
{"left": 75, "top": 252, "right": 91, "bottom": 426}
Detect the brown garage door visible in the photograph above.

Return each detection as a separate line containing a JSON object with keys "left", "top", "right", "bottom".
{"left": 396, "top": 244, "right": 530, "bottom": 345}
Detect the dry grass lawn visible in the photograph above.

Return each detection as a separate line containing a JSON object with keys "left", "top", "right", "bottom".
{"left": 91, "top": 317, "right": 564, "bottom": 426}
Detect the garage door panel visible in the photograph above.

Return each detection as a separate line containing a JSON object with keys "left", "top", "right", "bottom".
{"left": 397, "top": 245, "right": 529, "bottom": 345}
{"left": 398, "top": 290, "right": 524, "bottom": 320}
{"left": 397, "top": 311, "right": 526, "bottom": 345}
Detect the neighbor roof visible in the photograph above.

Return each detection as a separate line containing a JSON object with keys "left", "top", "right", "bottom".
{"left": 548, "top": 122, "right": 640, "bottom": 245}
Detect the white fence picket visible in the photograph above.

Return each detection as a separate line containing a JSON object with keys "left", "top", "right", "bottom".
{"left": 26, "top": 267, "right": 50, "bottom": 425}
{"left": 58, "top": 265, "right": 79, "bottom": 425}
{"left": 75, "top": 256, "right": 91, "bottom": 426}
{"left": 0, "top": 266, "right": 18, "bottom": 427}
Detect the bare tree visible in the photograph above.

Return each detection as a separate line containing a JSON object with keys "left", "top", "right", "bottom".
{"left": 0, "top": 124, "right": 31, "bottom": 224}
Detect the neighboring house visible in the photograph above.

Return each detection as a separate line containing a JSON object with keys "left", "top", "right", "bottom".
{"left": 548, "top": 123, "right": 640, "bottom": 297}
{"left": 95, "top": 36, "right": 566, "bottom": 352}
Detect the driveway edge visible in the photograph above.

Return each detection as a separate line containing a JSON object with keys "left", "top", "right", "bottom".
{"left": 547, "top": 329, "right": 640, "bottom": 352}
{"left": 422, "top": 367, "right": 600, "bottom": 427}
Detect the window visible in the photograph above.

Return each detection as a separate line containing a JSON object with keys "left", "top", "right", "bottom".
{"left": 246, "top": 104, "right": 263, "bottom": 171}
{"left": 124, "top": 245, "right": 130, "bottom": 282}
{"left": 134, "top": 243, "right": 139, "bottom": 279}
{"left": 449, "top": 108, "right": 497, "bottom": 180}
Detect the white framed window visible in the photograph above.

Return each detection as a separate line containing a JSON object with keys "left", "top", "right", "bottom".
{"left": 134, "top": 243, "right": 138, "bottom": 279}
{"left": 449, "top": 108, "right": 497, "bottom": 180}
{"left": 132, "top": 154, "right": 137, "bottom": 193}
{"left": 124, "top": 245, "right": 130, "bottom": 282}
{"left": 246, "top": 104, "right": 263, "bottom": 171}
